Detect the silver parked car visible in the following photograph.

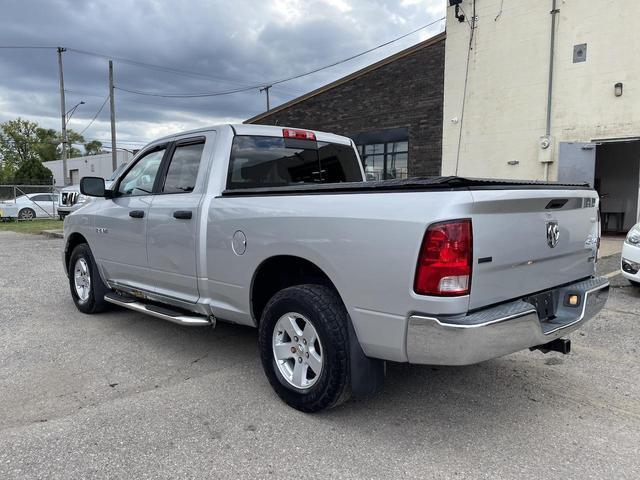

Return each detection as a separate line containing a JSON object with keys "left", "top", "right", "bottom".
{"left": 63, "top": 124, "right": 609, "bottom": 412}
{"left": 0, "top": 193, "right": 59, "bottom": 220}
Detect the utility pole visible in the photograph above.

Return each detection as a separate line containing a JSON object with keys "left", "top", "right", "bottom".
{"left": 57, "top": 47, "right": 68, "bottom": 185}
{"left": 259, "top": 85, "right": 272, "bottom": 111}
{"left": 109, "top": 60, "right": 117, "bottom": 171}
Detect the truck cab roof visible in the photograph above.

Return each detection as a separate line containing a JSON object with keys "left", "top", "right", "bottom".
{"left": 151, "top": 124, "right": 353, "bottom": 147}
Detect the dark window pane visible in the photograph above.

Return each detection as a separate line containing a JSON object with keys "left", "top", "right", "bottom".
{"left": 364, "top": 143, "right": 384, "bottom": 155}
{"left": 162, "top": 142, "right": 204, "bottom": 193}
{"left": 387, "top": 152, "right": 408, "bottom": 180}
{"left": 390, "top": 141, "right": 408, "bottom": 153}
{"left": 227, "top": 136, "right": 361, "bottom": 189}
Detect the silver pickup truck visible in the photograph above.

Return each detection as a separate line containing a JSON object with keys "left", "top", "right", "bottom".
{"left": 64, "top": 124, "right": 609, "bottom": 412}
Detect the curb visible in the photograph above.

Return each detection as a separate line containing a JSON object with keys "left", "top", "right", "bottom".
{"left": 41, "top": 230, "right": 64, "bottom": 239}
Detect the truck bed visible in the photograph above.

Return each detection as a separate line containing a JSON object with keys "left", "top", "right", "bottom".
{"left": 221, "top": 176, "right": 591, "bottom": 196}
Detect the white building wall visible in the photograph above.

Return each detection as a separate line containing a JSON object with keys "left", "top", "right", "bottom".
{"left": 46, "top": 151, "right": 132, "bottom": 186}
{"left": 442, "top": 0, "right": 640, "bottom": 179}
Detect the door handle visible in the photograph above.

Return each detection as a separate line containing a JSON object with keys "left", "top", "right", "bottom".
{"left": 173, "top": 210, "right": 193, "bottom": 220}
{"left": 129, "top": 210, "right": 145, "bottom": 218}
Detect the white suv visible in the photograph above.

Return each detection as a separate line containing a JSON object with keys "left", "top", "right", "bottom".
{"left": 621, "top": 223, "right": 640, "bottom": 286}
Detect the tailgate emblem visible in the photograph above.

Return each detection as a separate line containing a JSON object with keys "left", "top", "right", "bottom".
{"left": 546, "top": 221, "right": 560, "bottom": 248}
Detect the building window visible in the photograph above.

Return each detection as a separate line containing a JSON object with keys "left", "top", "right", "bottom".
{"left": 357, "top": 140, "right": 408, "bottom": 181}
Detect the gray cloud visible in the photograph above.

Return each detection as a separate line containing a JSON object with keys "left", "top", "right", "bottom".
{"left": 0, "top": 0, "right": 444, "bottom": 147}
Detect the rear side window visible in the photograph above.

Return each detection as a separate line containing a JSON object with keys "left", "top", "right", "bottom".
{"left": 162, "top": 142, "right": 205, "bottom": 193}
{"left": 226, "top": 135, "right": 362, "bottom": 190}
{"left": 31, "top": 194, "right": 51, "bottom": 201}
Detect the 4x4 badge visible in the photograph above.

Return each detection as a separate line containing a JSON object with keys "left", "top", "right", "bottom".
{"left": 546, "top": 221, "right": 559, "bottom": 248}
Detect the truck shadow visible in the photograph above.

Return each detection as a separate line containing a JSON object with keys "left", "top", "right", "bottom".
{"left": 109, "top": 310, "right": 558, "bottom": 433}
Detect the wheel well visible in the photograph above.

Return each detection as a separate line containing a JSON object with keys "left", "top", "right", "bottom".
{"left": 65, "top": 233, "right": 88, "bottom": 270}
{"left": 251, "top": 256, "right": 339, "bottom": 324}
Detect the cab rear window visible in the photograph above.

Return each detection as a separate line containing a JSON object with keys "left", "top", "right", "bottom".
{"left": 226, "top": 135, "right": 362, "bottom": 190}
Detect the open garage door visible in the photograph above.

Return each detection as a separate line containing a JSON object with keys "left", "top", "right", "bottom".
{"left": 557, "top": 142, "right": 596, "bottom": 186}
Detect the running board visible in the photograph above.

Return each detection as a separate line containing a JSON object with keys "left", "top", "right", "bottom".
{"left": 104, "top": 292, "right": 213, "bottom": 326}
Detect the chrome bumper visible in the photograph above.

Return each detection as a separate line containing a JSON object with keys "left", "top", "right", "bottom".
{"left": 406, "top": 277, "right": 609, "bottom": 365}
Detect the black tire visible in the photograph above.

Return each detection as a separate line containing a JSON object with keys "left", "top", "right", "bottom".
{"left": 18, "top": 208, "right": 35, "bottom": 221}
{"left": 68, "top": 243, "right": 110, "bottom": 314}
{"left": 629, "top": 280, "right": 640, "bottom": 287}
{"left": 258, "top": 284, "right": 351, "bottom": 412}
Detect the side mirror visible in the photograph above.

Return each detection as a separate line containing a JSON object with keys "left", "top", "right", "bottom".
{"left": 80, "top": 177, "right": 106, "bottom": 197}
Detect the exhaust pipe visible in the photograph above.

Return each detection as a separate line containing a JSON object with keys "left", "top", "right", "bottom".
{"left": 530, "top": 338, "right": 571, "bottom": 355}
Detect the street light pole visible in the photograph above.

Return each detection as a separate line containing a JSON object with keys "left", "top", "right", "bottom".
{"left": 57, "top": 47, "right": 68, "bottom": 185}
{"left": 109, "top": 60, "right": 117, "bottom": 171}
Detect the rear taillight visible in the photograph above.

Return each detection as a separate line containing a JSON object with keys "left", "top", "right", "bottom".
{"left": 283, "top": 128, "right": 316, "bottom": 141}
{"left": 414, "top": 219, "right": 472, "bottom": 296}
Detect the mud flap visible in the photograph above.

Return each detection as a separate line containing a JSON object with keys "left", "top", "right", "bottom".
{"left": 348, "top": 318, "right": 385, "bottom": 397}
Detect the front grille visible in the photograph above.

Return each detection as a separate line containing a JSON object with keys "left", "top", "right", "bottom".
{"left": 61, "top": 192, "right": 79, "bottom": 206}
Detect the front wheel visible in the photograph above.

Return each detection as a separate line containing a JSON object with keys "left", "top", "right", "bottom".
{"left": 68, "top": 243, "right": 110, "bottom": 314}
{"left": 258, "top": 284, "right": 351, "bottom": 412}
{"left": 629, "top": 279, "right": 640, "bottom": 287}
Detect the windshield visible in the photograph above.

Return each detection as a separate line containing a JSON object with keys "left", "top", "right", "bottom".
{"left": 226, "top": 135, "right": 363, "bottom": 190}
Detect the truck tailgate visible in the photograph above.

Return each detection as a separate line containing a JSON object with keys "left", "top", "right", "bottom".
{"left": 469, "top": 189, "right": 599, "bottom": 310}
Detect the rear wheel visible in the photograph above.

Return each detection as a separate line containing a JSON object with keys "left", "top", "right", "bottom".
{"left": 258, "top": 284, "right": 351, "bottom": 412}
{"left": 18, "top": 208, "right": 35, "bottom": 220}
{"left": 68, "top": 243, "right": 110, "bottom": 314}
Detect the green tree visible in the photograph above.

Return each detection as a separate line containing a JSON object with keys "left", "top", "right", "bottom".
{"left": 0, "top": 118, "right": 40, "bottom": 174}
{"left": 35, "top": 128, "right": 61, "bottom": 162}
{"left": 67, "top": 129, "right": 85, "bottom": 158}
{"left": 84, "top": 139, "right": 103, "bottom": 155}
{"left": 13, "top": 157, "right": 53, "bottom": 184}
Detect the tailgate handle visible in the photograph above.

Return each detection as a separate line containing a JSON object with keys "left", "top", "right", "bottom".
{"left": 129, "top": 210, "right": 145, "bottom": 218}
{"left": 546, "top": 198, "right": 568, "bottom": 209}
{"left": 173, "top": 210, "right": 192, "bottom": 220}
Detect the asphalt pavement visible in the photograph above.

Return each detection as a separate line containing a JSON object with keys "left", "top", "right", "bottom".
{"left": 0, "top": 231, "right": 638, "bottom": 479}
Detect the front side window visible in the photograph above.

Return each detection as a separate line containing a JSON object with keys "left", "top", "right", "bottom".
{"left": 227, "top": 136, "right": 362, "bottom": 190}
{"left": 107, "top": 162, "right": 128, "bottom": 182}
{"left": 117, "top": 148, "right": 165, "bottom": 196}
{"left": 162, "top": 142, "right": 205, "bottom": 193}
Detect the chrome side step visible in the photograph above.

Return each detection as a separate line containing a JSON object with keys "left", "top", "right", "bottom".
{"left": 104, "top": 292, "right": 213, "bottom": 327}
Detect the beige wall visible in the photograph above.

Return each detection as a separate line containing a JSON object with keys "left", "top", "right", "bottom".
{"left": 442, "top": 0, "right": 640, "bottom": 180}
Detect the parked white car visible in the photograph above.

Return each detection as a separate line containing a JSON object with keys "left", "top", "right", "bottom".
{"left": 621, "top": 223, "right": 640, "bottom": 286}
{"left": 0, "top": 193, "right": 59, "bottom": 220}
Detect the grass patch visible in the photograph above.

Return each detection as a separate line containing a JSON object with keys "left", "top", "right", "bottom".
{"left": 0, "top": 218, "right": 63, "bottom": 235}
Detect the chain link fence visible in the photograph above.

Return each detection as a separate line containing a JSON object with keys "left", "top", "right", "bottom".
{"left": 0, "top": 180, "right": 60, "bottom": 221}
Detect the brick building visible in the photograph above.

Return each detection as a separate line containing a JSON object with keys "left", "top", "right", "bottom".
{"left": 245, "top": 32, "right": 445, "bottom": 179}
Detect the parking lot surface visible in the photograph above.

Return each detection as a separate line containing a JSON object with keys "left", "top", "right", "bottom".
{"left": 0, "top": 231, "right": 638, "bottom": 479}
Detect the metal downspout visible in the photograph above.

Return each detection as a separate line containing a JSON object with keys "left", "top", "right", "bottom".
{"left": 545, "top": 0, "right": 559, "bottom": 180}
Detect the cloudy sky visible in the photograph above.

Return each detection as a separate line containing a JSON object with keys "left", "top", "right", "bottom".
{"left": 0, "top": 0, "right": 445, "bottom": 150}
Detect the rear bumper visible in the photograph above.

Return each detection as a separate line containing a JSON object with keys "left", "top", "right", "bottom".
{"left": 406, "top": 276, "right": 609, "bottom": 365}
{"left": 57, "top": 206, "right": 78, "bottom": 217}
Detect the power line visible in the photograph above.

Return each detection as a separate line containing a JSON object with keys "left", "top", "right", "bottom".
{"left": 115, "top": 84, "right": 256, "bottom": 98}
{"left": 66, "top": 47, "right": 258, "bottom": 87}
{"left": 112, "top": 16, "right": 445, "bottom": 98}
{"left": 78, "top": 95, "right": 109, "bottom": 135}
{"left": 0, "top": 45, "right": 56, "bottom": 49}
{"left": 270, "top": 16, "right": 445, "bottom": 86}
